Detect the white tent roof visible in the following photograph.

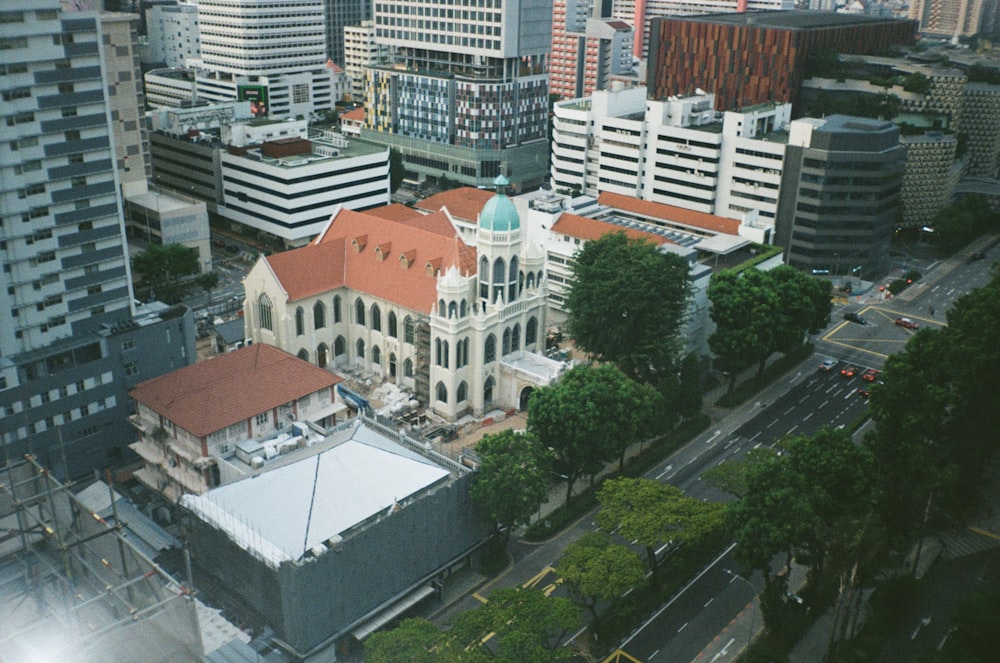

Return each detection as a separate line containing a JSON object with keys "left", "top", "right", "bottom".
{"left": 181, "top": 426, "right": 450, "bottom": 567}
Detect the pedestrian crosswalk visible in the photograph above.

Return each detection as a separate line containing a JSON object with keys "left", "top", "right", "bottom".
{"left": 938, "top": 527, "right": 1000, "bottom": 560}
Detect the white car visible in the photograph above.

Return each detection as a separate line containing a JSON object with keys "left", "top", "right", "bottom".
{"left": 819, "top": 359, "right": 837, "bottom": 372}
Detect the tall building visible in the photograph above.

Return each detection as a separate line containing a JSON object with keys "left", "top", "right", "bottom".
{"left": 775, "top": 115, "right": 906, "bottom": 279}
{"left": 550, "top": 0, "right": 636, "bottom": 100}
{"left": 191, "top": 0, "right": 339, "bottom": 118}
{"left": 343, "top": 20, "right": 389, "bottom": 104}
{"left": 612, "top": 0, "right": 794, "bottom": 60}
{"left": 908, "top": 0, "right": 984, "bottom": 39}
{"left": 322, "top": 0, "right": 370, "bottom": 68}
{"left": 646, "top": 10, "right": 918, "bottom": 111}
{"left": 1, "top": 2, "right": 196, "bottom": 479}
{"left": 142, "top": 1, "right": 200, "bottom": 69}
{"left": 362, "top": 0, "right": 553, "bottom": 191}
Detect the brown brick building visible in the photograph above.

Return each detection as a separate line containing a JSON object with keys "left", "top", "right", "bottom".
{"left": 646, "top": 11, "right": 919, "bottom": 111}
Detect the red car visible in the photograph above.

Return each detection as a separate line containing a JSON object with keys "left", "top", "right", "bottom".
{"left": 840, "top": 365, "right": 859, "bottom": 378}
{"left": 857, "top": 387, "right": 870, "bottom": 398}
{"left": 861, "top": 368, "right": 881, "bottom": 382}
{"left": 895, "top": 317, "right": 919, "bottom": 329}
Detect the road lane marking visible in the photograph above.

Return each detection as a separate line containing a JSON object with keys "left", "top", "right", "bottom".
{"left": 678, "top": 622, "right": 688, "bottom": 632}
{"left": 767, "top": 419, "right": 778, "bottom": 428}
{"left": 706, "top": 430, "right": 722, "bottom": 444}
{"left": 803, "top": 412, "right": 813, "bottom": 421}
{"left": 749, "top": 432, "right": 761, "bottom": 442}
{"left": 820, "top": 399, "right": 829, "bottom": 408}
{"left": 784, "top": 406, "right": 795, "bottom": 415}
{"left": 787, "top": 425, "right": 798, "bottom": 435}
{"left": 656, "top": 464, "right": 674, "bottom": 480}
{"left": 705, "top": 598, "right": 714, "bottom": 607}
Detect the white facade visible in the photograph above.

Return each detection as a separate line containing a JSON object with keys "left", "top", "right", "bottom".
{"left": 190, "top": 0, "right": 337, "bottom": 118}
{"left": 219, "top": 130, "right": 390, "bottom": 245}
{"left": 343, "top": 21, "right": 388, "bottom": 103}
{"left": 551, "top": 86, "right": 792, "bottom": 236}
{"left": 143, "top": 68, "right": 198, "bottom": 108}
{"left": 143, "top": 2, "right": 200, "bottom": 68}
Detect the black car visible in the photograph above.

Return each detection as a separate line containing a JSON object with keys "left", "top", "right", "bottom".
{"left": 844, "top": 312, "right": 867, "bottom": 325}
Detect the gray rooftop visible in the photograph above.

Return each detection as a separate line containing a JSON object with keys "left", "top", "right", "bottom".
{"left": 665, "top": 10, "right": 913, "bottom": 30}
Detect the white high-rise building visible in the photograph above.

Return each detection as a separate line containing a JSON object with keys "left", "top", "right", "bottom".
{"left": 551, "top": 85, "right": 788, "bottom": 235}
{"left": 143, "top": 2, "right": 200, "bottom": 69}
{"left": 191, "top": 0, "right": 339, "bottom": 118}
{"left": 343, "top": 20, "right": 388, "bottom": 104}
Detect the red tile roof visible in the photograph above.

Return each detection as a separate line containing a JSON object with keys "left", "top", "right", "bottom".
{"left": 268, "top": 208, "right": 477, "bottom": 310}
{"left": 598, "top": 191, "right": 741, "bottom": 235}
{"left": 551, "top": 213, "right": 671, "bottom": 245}
{"left": 363, "top": 203, "right": 423, "bottom": 223}
{"left": 340, "top": 107, "right": 365, "bottom": 123}
{"left": 416, "top": 187, "right": 495, "bottom": 222}
{"left": 129, "top": 344, "right": 342, "bottom": 438}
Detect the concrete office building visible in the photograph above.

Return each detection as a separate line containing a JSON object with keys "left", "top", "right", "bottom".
{"left": 142, "top": 1, "right": 199, "bottom": 69}
{"left": 343, "top": 20, "right": 390, "bottom": 104}
{"left": 190, "top": 0, "right": 339, "bottom": 118}
{"left": 363, "top": 0, "right": 553, "bottom": 191}
{"left": 1, "top": 2, "right": 196, "bottom": 480}
{"left": 909, "top": 0, "right": 984, "bottom": 39}
{"left": 143, "top": 67, "right": 198, "bottom": 109}
{"left": 322, "top": 0, "right": 371, "bottom": 69}
{"left": 775, "top": 115, "right": 906, "bottom": 280}
{"left": 646, "top": 11, "right": 918, "bottom": 111}
{"left": 551, "top": 85, "right": 788, "bottom": 234}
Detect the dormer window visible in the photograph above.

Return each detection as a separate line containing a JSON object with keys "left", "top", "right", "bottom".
{"left": 425, "top": 258, "right": 441, "bottom": 277}
{"left": 351, "top": 235, "right": 367, "bottom": 253}
{"left": 399, "top": 250, "right": 415, "bottom": 269}
{"left": 374, "top": 242, "right": 390, "bottom": 261}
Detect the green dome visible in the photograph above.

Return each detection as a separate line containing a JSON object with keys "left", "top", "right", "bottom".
{"left": 479, "top": 175, "right": 519, "bottom": 232}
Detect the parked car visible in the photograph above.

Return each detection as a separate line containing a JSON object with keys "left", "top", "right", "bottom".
{"left": 840, "top": 365, "right": 859, "bottom": 378}
{"left": 212, "top": 238, "right": 226, "bottom": 248}
{"left": 857, "top": 386, "right": 870, "bottom": 398}
{"left": 861, "top": 368, "right": 881, "bottom": 382}
{"left": 844, "top": 312, "right": 867, "bottom": 325}
{"left": 895, "top": 317, "right": 918, "bottom": 329}
{"left": 819, "top": 358, "right": 837, "bottom": 372}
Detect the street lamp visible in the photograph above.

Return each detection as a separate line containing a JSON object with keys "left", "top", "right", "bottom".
{"left": 724, "top": 568, "right": 757, "bottom": 663}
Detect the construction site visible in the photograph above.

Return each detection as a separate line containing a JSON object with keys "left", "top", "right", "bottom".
{"left": 0, "top": 455, "right": 203, "bottom": 663}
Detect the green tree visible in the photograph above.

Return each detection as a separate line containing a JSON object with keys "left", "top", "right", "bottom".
{"left": 364, "top": 617, "right": 441, "bottom": 663}
{"left": 768, "top": 265, "right": 832, "bottom": 352}
{"left": 708, "top": 269, "right": 782, "bottom": 393}
{"left": 556, "top": 532, "right": 646, "bottom": 620}
{"left": 389, "top": 148, "right": 406, "bottom": 193}
{"left": 595, "top": 477, "right": 725, "bottom": 579}
{"left": 565, "top": 231, "right": 691, "bottom": 386}
{"left": 195, "top": 270, "right": 220, "bottom": 294}
{"left": 529, "top": 365, "right": 660, "bottom": 504}
{"left": 131, "top": 243, "right": 200, "bottom": 303}
{"left": 447, "top": 587, "right": 581, "bottom": 662}
{"left": 676, "top": 351, "right": 706, "bottom": 420}
{"left": 469, "top": 430, "right": 553, "bottom": 541}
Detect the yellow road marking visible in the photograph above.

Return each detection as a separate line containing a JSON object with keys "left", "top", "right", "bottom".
{"left": 970, "top": 526, "right": 1000, "bottom": 542}
{"left": 602, "top": 649, "right": 644, "bottom": 663}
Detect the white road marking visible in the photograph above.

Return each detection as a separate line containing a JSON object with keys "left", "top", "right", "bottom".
{"left": 803, "top": 412, "right": 814, "bottom": 421}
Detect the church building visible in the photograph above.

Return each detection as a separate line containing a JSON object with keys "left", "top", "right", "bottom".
{"left": 242, "top": 177, "right": 562, "bottom": 420}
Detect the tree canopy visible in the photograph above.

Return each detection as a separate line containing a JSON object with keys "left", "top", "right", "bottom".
{"left": 556, "top": 531, "right": 646, "bottom": 620}
{"left": 528, "top": 364, "right": 665, "bottom": 504}
{"left": 131, "top": 243, "right": 201, "bottom": 303}
{"left": 564, "top": 231, "right": 691, "bottom": 386}
{"left": 469, "top": 430, "right": 553, "bottom": 540}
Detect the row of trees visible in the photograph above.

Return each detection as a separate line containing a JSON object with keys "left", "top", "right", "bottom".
{"left": 706, "top": 266, "right": 1000, "bottom": 658}
{"left": 131, "top": 243, "right": 218, "bottom": 304}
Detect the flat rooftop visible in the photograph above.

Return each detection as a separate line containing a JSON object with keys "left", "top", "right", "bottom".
{"left": 665, "top": 10, "right": 914, "bottom": 30}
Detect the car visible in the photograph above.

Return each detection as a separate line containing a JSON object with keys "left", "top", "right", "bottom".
{"left": 895, "top": 317, "right": 919, "bottom": 329}
{"left": 838, "top": 283, "right": 853, "bottom": 293}
{"left": 840, "top": 365, "right": 859, "bottom": 378}
{"left": 844, "top": 312, "right": 867, "bottom": 325}
{"left": 857, "top": 387, "right": 870, "bottom": 398}
{"left": 971, "top": 252, "right": 986, "bottom": 261}
{"left": 819, "top": 359, "right": 837, "bottom": 372}
{"left": 861, "top": 368, "right": 881, "bottom": 382}
{"left": 225, "top": 244, "right": 240, "bottom": 254}
{"left": 212, "top": 238, "right": 226, "bottom": 248}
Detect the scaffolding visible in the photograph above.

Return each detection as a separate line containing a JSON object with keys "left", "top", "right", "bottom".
{"left": 0, "top": 455, "right": 203, "bottom": 663}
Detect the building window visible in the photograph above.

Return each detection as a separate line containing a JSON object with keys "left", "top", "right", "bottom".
{"left": 295, "top": 307, "right": 305, "bottom": 335}
{"left": 436, "top": 382, "right": 448, "bottom": 404}
{"left": 258, "top": 294, "right": 273, "bottom": 331}
{"left": 526, "top": 317, "right": 538, "bottom": 345}
{"left": 333, "top": 295, "right": 342, "bottom": 323}
{"left": 357, "top": 339, "right": 365, "bottom": 359}
{"left": 457, "top": 381, "right": 468, "bottom": 403}
{"left": 484, "top": 376, "right": 494, "bottom": 407}
{"left": 372, "top": 345, "right": 381, "bottom": 365}
{"left": 334, "top": 335, "right": 346, "bottom": 356}
{"left": 371, "top": 304, "right": 381, "bottom": 332}
{"left": 388, "top": 311, "right": 397, "bottom": 337}
{"left": 313, "top": 301, "right": 326, "bottom": 329}
{"left": 404, "top": 358, "right": 413, "bottom": 377}
{"left": 256, "top": 412, "right": 269, "bottom": 426}
{"left": 125, "top": 361, "right": 138, "bottom": 377}
{"left": 404, "top": 316, "right": 414, "bottom": 344}
{"left": 355, "top": 298, "right": 365, "bottom": 326}
{"left": 121, "top": 339, "right": 135, "bottom": 352}
{"left": 502, "top": 328, "right": 511, "bottom": 356}
{"left": 485, "top": 334, "right": 496, "bottom": 362}
{"left": 511, "top": 323, "right": 520, "bottom": 351}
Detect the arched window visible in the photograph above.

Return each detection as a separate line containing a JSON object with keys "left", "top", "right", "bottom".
{"left": 436, "top": 381, "right": 448, "bottom": 404}
{"left": 448, "top": 301, "right": 458, "bottom": 319}
{"left": 460, "top": 300, "right": 467, "bottom": 317}
{"left": 536, "top": 270, "right": 543, "bottom": 285}
{"left": 492, "top": 257, "right": 506, "bottom": 284}
{"left": 316, "top": 343, "right": 328, "bottom": 368}
{"left": 404, "top": 358, "right": 413, "bottom": 377}
{"left": 404, "top": 316, "right": 415, "bottom": 344}
{"left": 371, "top": 304, "right": 382, "bottom": 332}
{"left": 372, "top": 345, "right": 381, "bottom": 365}
{"left": 435, "top": 338, "right": 442, "bottom": 366}
{"left": 456, "top": 337, "right": 469, "bottom": 368}
{"left": 483, "top": 376, "right": 494, "bottom": 407}
{"left": 502, "top": 328, "right": 511, "bottom": 356}
{"left": 297, "top": 349, "right": 309, "bottom": 361}
{"left": 295, "top": 307, "right": 305, "bottom": 336}
{"left": 388, "top": 311, "right": 397, "bottom": 337}
{"left": 518, "top": 271, "right": 524, "bottom": 296}
{"left": 258, "top": 295, "right": 273, "bottom": 331}
{"left": 438, "top": 299, "right": 446, "bottom": 317}
{"left": 526, "top": 317, "right": 538, "bottom": 346}
{"left": 527, "top": 272, "right": 535, "bottom": 289}
{"left": 457, "top": 381, "right": 468, "bottom": 403}
{"left": 333, "top": 295, "right": 342, "bottom": 323}
{"left": 389, "top": 353, "right": 397, "bottom": 378}
{"left": 511, "top": 323, "right": 520, "bottom": 351}
{"left": 334, "top": 335, "right": 346, "bottom": 356}
{"left": 509, "top": 256, "right": 519, "bottom": 301}
{"left": 313, "top": 301, "right": 326, "bottom": 329}
{"left": 354, "top": 298, "right": 365, "bottom": 326}
{"left": 484, "top": 334, "right": 496, "bottom": 363}
{"left": 479, "top": 256, "right": 489, "bottom": 299}
{"left": 356, "top": 339, "right": 365, "bottom": 359}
